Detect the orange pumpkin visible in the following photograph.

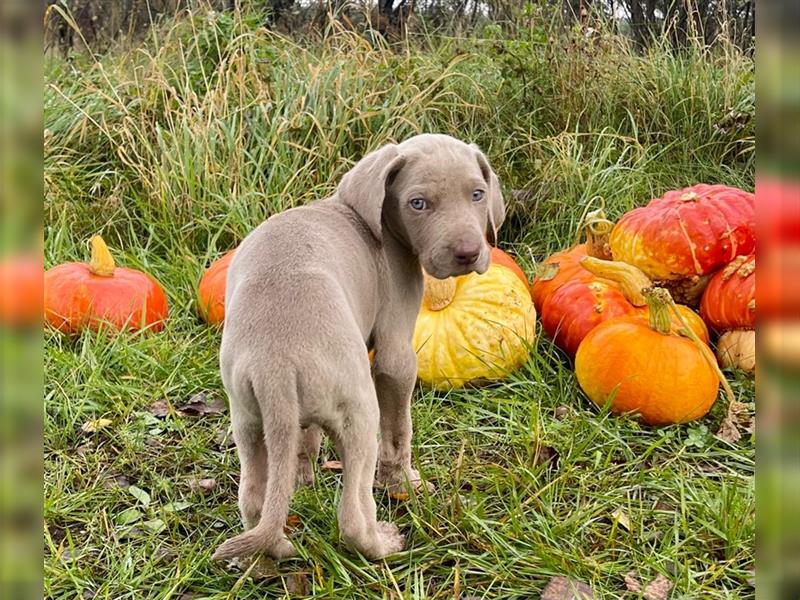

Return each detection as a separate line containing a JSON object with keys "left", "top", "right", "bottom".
{"left": 700, "top": 253, "right": 755, "bottom": 372}
{"left": 575, "top": 288, "right": 719, "bottom": 425}
{"left": 44, "top": 236, "right": 168, "bottom": 334}
{"left": 490, "top": 247, "right": 529, "bottom": 288}
{"left": 198, "top": 249, "right": 236, "bottom": 324}
{"left": 0, "top": 253, "right": 44, "bottom": 327}
{"left": 531, "top": 210, "right": 614, "bottom": 312}
{"left": 610, "top": 184, "right": 755, "bottom": 305}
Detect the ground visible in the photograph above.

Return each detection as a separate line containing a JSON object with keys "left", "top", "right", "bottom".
{"left": 44, "top": 10, "right": 755, "bottom": 599}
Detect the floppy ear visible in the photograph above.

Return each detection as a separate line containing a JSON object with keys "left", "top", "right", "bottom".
{"left": 472, "top": 145, "right": 506, "bottom": 245}
{"left": 336, "top": 144, "right": 407, "bottom": 241}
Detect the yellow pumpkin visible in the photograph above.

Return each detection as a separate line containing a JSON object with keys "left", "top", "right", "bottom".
{"left": 413, "top": 264, "right": 536, "bottom": 389}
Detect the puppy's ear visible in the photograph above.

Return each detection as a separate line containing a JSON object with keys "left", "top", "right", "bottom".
{"left": 472, "top": 145, "right": 506, "bottom": 245}
{"left": 336, "top": 144, "right": 407, "bottom": 241}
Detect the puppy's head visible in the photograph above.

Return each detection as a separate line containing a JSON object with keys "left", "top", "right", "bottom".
{"left": 336, "top": 133, "right": 505, "bottom": 279}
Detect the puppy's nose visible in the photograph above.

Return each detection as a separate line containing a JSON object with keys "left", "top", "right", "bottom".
{"left": 453, "top": 243, "right": 481, "bottom": 265}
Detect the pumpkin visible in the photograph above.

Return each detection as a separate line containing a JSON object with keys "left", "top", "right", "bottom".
{"left": 491, "top": 247, "right": 529, "bottom": 288}
{"left": 700, "top": 253, "right": 755, "bottom": 372}
{"left": 0, "top": 253, "right": 44, "bottom": 327}
{"left": 198, "top": 249, "right": 236, "bottom": 324}
{"left": 575, "top": 287, "right": 719, "bottom": 425}
{"left": 541, "top": 257, "right": 709, "bottom": 356}
{"left": 541, "top": 278, "right": 635, "bottom": 356}
{"left": 531, "top": 209, "right": 614, "bottom": 312}
{"left": 413, "top": 262, "right": 536, "bottom": 390}
{"left": 609, "top": 184, "right": 755, "bottom": 305}
{"left": 44, "top": 236, "right": 168, "bottom": 334}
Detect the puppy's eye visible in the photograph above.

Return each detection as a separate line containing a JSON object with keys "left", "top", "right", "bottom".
{"left": 472, "top": 190, "right": 485, "bottom": 202}
{"left": 409, "top": 198, "right": 428, "bottom": 211}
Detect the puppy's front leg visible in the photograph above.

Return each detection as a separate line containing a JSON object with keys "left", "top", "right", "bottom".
{"left": 372, "top": 346, "right": 432, "bottom": 492}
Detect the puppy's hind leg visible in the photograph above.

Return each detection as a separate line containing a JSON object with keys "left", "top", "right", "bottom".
{"left": 213, "top": 374, "right": 299, "bottom": 562}
{"left": 335, "top": 376, "right": 405, "bottom": 560}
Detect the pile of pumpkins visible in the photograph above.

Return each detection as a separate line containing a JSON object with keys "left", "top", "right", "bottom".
{"left": 41, "top": 184, "right": 754, "bottom": 427}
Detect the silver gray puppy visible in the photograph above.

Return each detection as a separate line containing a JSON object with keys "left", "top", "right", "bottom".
{"left": 212, "top": 133, "right": 505, "bottom": 562}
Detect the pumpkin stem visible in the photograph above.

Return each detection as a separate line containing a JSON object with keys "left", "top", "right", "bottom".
{"left": 643, "top": 287, "right": 673, "bottom": 334}
{"left": 580, "top": 257, "right": 653, "bottom": 306}
{"left": 581, "top": 207, "right": 614, "bottom": 260}
{"left": 422, "top": 271, "right": 457, "bottom": 311}
{"left": 89, "top": 235, "right": 116, "bottom": 277}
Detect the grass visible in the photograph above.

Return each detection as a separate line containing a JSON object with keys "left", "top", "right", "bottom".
{"left": 44, "top": 6, "right": 755, "bottom": 598}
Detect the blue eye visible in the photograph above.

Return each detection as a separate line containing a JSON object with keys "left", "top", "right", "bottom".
{"left": 472, "top": 190, "right": 485, "bottom": 202}
{"left": 409, "top": 198, "right": 428, "bottom": 210}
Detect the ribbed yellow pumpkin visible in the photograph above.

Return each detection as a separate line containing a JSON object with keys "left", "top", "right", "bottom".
{"left": 413, "top": 263, "right": 536, "bottom": 389}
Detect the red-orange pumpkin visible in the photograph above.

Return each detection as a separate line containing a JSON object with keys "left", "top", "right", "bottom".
{"left": 575, "top": 288, "right": 719, "bottom": 425}
{"left": 701, "top": 254, "right": 755, "bottom": 331}
{"left": 700, "top": 253, "right": 755, "bottom": 371}
{"left": 541, "top": 278, "right": 635, "bottom": 356}
{"left": 610, "top": 184, "right": 755, "bottom": 305}
{"left": 44, "top": 236, "right": 168, "bottom": 334}
{"left": 531, "top": 211, "right": 614, "bottom": 312}
{"left": 0, "top": 253, "right": 44, "bottom": 327}
{"left": 198, "top": 249, "right": 237, "bottom": 324}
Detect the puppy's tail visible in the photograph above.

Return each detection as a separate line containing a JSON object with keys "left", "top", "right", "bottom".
{"left": 212, "top": 375, "right": 300, "bottom": 563}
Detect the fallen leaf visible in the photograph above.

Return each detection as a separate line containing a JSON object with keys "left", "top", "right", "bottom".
{"left": 115, "top": 507, "right": 142, "bottom": 526}
{"left": 104, "top": 474, "right": 131, "bottom": 490}
{"left": 716, "top": 400, "right": 753, "bottom": 443}
{"left": 643, "top": 573, "right": 673, "bottom": 600}
{"left": 142, "top": 518, "right": 166, "bottom": 534}
{"left": 285, "top": 513, "right": 302, "bottom": 531}
{"left": 535, "top": 262, "right": 561, "bottom": 282}
{"left": 81, "top": 418, "right": 112, "bottom": 433}
{"left": 623, "top": 572, "right": 641, "bottom": 593}
{"left": 286, "top": 572, "right": 311, "bottom": 596}
{"left": 533, "top": 443, "right": 559, "bottom": 468}
{"left": 187, "top": 478, "right": 216, "bottom": 494}
{"left": 540, "top": 576, "right": 595, "bottom": 599}
{"left": 152, "top": 545, "right": 176, "bottom": 562}
{"left": 148, "top": 400, "right": 170, "bottom": 417}
{"left": 388, "top": 490, "right": 410, "bottom": 501}
{"left": 214, "top": 426, "right": 235, "bottom": 449}
{"left": 321, "top": 460, "right": 342, "bottom": 471}
{"left": 128, "top": 485, "right": 151, "bottom": 507}
{"left": 177, "top": 393, "right": 227, "bottom": 417}
{"left": 611, "top": 507, "right": 631, "bottom": 531}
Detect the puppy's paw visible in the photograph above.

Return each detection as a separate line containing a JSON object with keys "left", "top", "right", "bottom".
{"left": 268, "top": 536, "right": 297, "bottom": 560}
{"left": 374, "top": 521, "right": 405, "bottom": 557}
{"left": 376, "top": 466, "right": 435, "bottom": 495}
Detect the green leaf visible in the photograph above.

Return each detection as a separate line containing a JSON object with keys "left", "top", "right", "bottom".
{"left": 128, "top": 486, "right": 151, "bottom": 508}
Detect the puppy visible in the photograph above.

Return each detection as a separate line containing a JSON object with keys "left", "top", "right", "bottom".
{"left": 212, "top": 134, "right": 505, "bottom": 561}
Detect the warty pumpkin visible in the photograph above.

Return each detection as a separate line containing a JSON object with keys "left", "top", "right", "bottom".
{"left": 413, "top": 257, "right": 536, "bottom": 390}
{"left": 198, "top": 249, "right": 237, "bottom": 325}
{"left": 44, "top": 236, "right": 168, "bottom": 334}
{"left": 609, "top": 184, "right": 755, "bottom": 305}
{"left": 700, "top": 253, "right": 755, "bottom": 372}
{"left": 575, "top": 287, "right": 719, "bottom": 425}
